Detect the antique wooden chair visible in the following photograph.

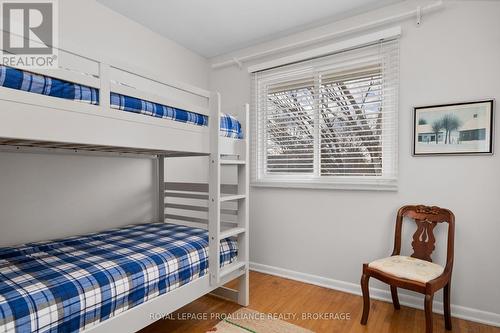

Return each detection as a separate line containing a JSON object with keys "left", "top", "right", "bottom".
{"left": 360, "top": 205, "right": 455, "bottom": 333}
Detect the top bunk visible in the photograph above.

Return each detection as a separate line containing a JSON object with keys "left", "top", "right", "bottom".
{"left": 0, "top": 47, "right": 247, "bottom": 157}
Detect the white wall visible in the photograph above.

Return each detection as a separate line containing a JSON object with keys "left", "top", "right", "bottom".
{"left": 209, "top": 0, "right": 500, "bottom": 321}
{"left": 60, "top": 0, "right": 209, "bottom": 88}
{"left": 1, "top": 0, "right": 498, "bottom": 324}
{"left": 0, "top": 0, "right": 209, "bottom": 246}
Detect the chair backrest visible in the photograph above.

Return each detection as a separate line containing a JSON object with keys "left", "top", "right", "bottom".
{"left": 392, "top": 205, "right": 455, "bottom": 266}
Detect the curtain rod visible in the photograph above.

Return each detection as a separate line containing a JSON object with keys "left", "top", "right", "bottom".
{"left": 247, "top": 27, "right": 400, "bottom": 73}
{"left": 211, "top": 0, "right": 443, "bottom": 70}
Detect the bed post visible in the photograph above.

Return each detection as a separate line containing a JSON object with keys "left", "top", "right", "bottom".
{"left": 99, "top": 62, "right": 111, "bottom": 112}
{"left": 208, "top": 92, "right": 222, "bottom": 285}
{"left": 237, "top": 103, "right": 250, "bottom": 306}
{"left": 157, "top": 155, "right": 165, "bottom": 223}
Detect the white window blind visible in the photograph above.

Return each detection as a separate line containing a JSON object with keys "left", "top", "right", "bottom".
{"left": 252, "top": 39, "right": 399, "bottom": 190}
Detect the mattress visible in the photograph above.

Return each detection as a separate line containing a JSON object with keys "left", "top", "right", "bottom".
{"left": 0, "top": 223, "right": 238, "bottom": 333}
{"left": 0, "top": 65, "right": 243, "bottom": 138}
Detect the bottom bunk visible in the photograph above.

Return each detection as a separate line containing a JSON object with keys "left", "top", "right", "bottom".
{"left": 0, "top": 223, "right": 239, "bottom": 333}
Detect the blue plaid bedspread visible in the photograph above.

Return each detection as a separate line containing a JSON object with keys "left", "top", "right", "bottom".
{"left": 0, "top": 223, "right": 238, "bottom": 333}
{"left": 0, "top": 65, "right": 244, "bottom": 138}
{"left": 0, "top": 65, "right": 99, "bottom": 105}
{"left": 220, "top": 113, "right": 243, "bottom": 139}
{"left": 110, "top": 92, "right": 208, "bottom": 126}
{"left": 110, "top": 93, "right": 243, "bottom": 138}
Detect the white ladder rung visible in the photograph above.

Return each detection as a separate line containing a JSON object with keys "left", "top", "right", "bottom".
{"left": 220, "top": 261, "right": 247, "bottom": 278}
{"left": 220, "top": 159, "right": 246, "bottom": 165}
{"left": 220, "top": 227, "right": 246, "bottom": 239}
{"left": 220, "top": 194, "right": 246, "bottom": 202}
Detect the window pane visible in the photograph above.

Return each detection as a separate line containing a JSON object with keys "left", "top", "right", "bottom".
{"left": 320, "top": 66, "right": 383, "bottom": 176}
{"left": 266, "top": 81, "right": 315, "bottom": 174}
{"left": 252, "top": 38, "right": 399, "bottom": 189}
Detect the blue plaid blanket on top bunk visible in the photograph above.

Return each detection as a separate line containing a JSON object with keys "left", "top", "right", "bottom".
{"left": 0, "top": 65, "right": 244, "bottom": 138}
{"left": 0, "top": 65, "right": 99, "bottom": 104}
{"left": 0, "top": 223, "right": 238, "bottom": 333}
{"left": 220, "top": 113, "right": 243, "bottom": 139}
{"left": 110, "top": 92, "right": 208, "bottom": 126}
{"left": 110, "top": 93, "right": 243, "bottom": 138}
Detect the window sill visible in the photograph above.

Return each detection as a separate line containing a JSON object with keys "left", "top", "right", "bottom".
{"left": 251, "top": 180, "right": 398, "bottom": 191}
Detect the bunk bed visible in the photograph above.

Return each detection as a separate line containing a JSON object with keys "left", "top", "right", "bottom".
{"left": 0, "top": 46, "right": 249, "bottom": 333}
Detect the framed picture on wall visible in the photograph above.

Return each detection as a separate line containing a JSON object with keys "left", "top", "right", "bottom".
{"left": 413, "top": 100, "right": 494, "bottom": 156}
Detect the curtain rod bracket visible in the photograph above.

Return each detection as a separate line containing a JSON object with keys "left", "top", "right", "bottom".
{"left": 232, "top": 57, "right": 243, "bottom": 69}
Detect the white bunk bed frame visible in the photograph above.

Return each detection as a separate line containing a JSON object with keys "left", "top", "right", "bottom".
{"left": 0, "top": 45, "right": 250, "bottom": 333}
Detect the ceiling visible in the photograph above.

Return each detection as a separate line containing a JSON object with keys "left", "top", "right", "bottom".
{"left": 97, "top": 0, "right": 403, "bottom": 58}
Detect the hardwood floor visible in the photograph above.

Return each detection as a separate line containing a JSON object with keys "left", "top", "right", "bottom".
{"left": 139, "top": 271, "right": 500, "bottom": 333}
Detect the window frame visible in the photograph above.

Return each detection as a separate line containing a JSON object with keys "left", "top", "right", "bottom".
{"left": 252, "top": 41, "right": 399, "bottom": 191}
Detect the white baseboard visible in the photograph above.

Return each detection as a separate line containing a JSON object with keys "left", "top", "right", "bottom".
{"left": 249, "top": 262, "right": 500, "bottom": 328}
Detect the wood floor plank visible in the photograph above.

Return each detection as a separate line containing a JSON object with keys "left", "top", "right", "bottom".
{"left": 139, "top": 271, "right": 500, "bottom": 333}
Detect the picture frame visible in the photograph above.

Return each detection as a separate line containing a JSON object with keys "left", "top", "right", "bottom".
{"left": 413, "top": 100, "right": 494, "bottom": 156}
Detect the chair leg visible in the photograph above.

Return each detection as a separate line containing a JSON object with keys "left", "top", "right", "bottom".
{"left": 390, "top": 286, "right": 401, "bottom": 310}
{"left": 444, "top": 283, "right": 452, "bottom": 330}
{"left": 360, "top": 273, "right": 370, "bottom": 325}
{"left": 424, "top": 294, "right": 434, "bottom": 333}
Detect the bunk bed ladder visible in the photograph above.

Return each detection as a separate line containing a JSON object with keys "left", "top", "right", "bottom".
{"left": 209, "top": 95, "right": 249, "bottom": 306}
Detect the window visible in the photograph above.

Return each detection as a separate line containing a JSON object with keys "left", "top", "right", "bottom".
{"left": 252, "top": 39, "right": 399, "bottom": 190}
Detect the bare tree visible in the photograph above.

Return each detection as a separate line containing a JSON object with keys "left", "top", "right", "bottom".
{"left": 441, "top": 114, "right": 462, "bottom": 144}
{"left": 319, "top": 79, "right": 382, "bottom": 176}
{"left": 266, "top": 70, "right": 383, "bottom": 176}
{"left": 431, "top": 120, "right": 443, "bottom": 144}
{"left": 266, "top": 87, "right": 315, "bottom": 173}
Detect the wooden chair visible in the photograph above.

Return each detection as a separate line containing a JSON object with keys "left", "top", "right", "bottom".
{"left": 360, "top": 205, "right": 455, "bottom": 333}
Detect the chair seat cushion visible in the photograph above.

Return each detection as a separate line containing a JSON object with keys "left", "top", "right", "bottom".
{"left": 368, "top": 255, "right": 444, "bottom": 283}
